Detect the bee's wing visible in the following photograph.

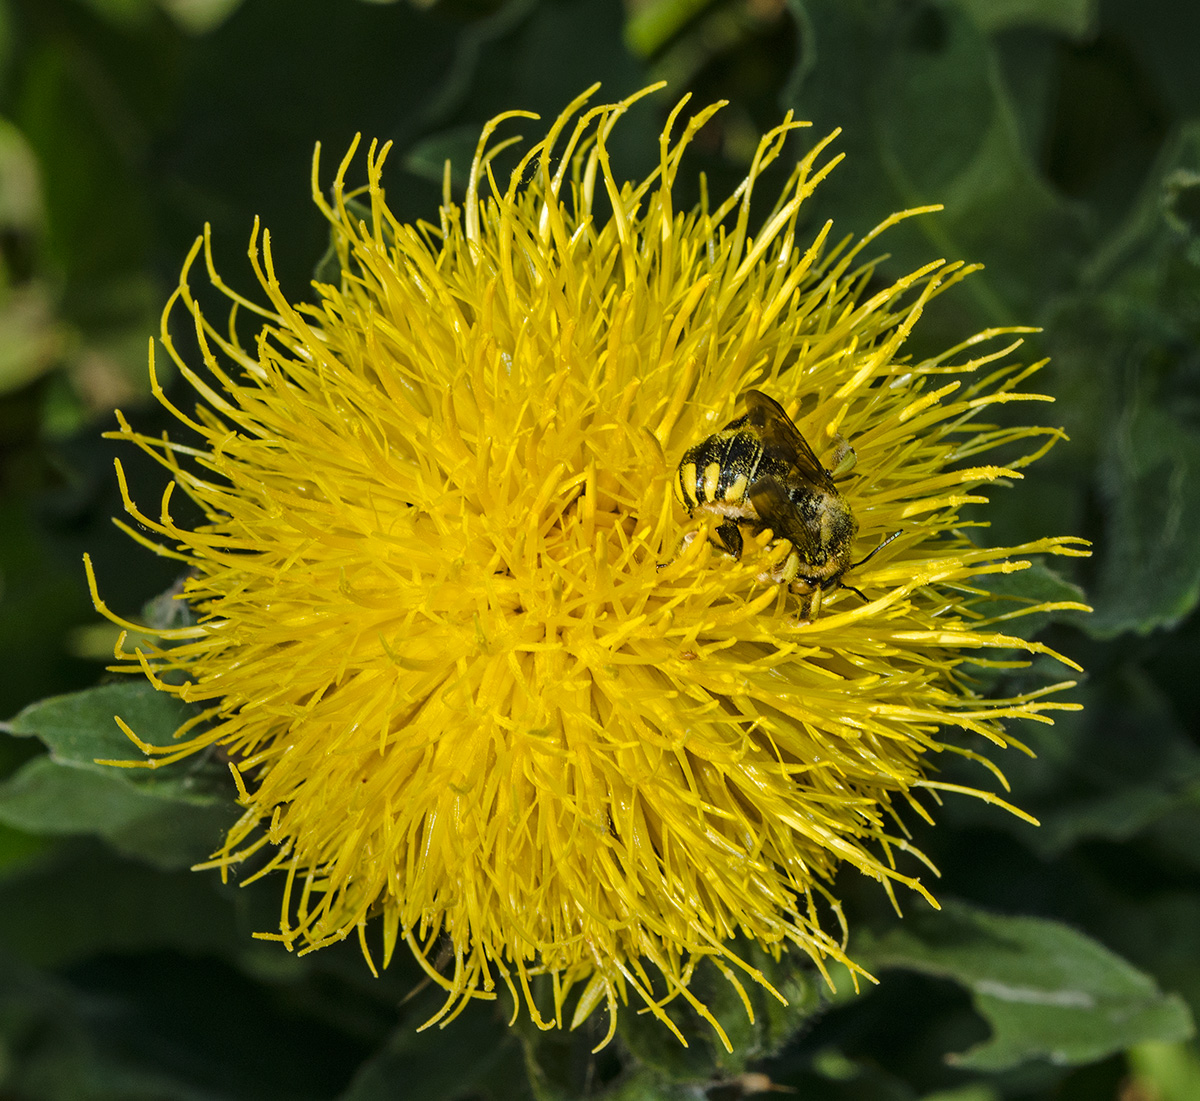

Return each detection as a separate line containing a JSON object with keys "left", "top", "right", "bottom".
{"left": 744, "top": 474, "right": 823, "bottom": 558}
{"left": 743, "top": 389, "right": 837, "bottom": 492}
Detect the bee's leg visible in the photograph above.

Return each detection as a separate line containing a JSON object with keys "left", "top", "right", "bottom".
{"left": 712, "top": 520, "right": 744, "bottom": 558}
{"left": 828, "top": 436, "right": 857, "bottom": 480}
{"left": 789, "top": 579, "right": 822, "bottom": 624}
{"left": 659, "top": 529, "right": 700, "bottom": 570}
{"left": 759, "top": 546, "right": 800, "bottom": 585}
{"left": 777, "top": 548, "right": 800, "bottom": 584}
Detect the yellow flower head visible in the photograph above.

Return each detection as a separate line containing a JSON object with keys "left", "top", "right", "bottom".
{"left": 90, "top": 85, "right": 1087, "bottom": 1050}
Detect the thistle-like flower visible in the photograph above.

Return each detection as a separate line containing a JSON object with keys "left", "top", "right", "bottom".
{"left": 89, "top": 85, "right": 1087, "bottom": 1049}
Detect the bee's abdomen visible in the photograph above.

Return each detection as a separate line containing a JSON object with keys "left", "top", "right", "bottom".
{"left": 676, "top": 430, "right": 761, "bottom": 511}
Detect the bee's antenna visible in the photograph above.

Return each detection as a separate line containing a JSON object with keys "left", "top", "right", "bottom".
{"left": 837, "top": 532, "right": 902, "bottom": 606}
{"left": 850, "top": 530, "right": 902, "bottom": 572}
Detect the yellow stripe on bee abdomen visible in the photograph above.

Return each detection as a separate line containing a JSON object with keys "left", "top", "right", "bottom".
{"left": 680, "top": 462, "right": 699, "bottom": 506}
{"left": 724, "top": 473, "right": 748, "bottom": 502}
{"left": 702, "top": 461, "right": 721, "bottom": 502}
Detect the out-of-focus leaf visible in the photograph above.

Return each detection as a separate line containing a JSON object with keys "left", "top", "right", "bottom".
{"left": 0, "top": 755, "right": 234, "bottom": 869}
{"left": 0, "top": 821, "right": 48, "bottom": 872}
{"left": 1039, "top": 779, "right": 1200, "bottom": 859}
{"left": 854, "top": 900, "right": 1194, "bottom": 1071}
{"left": 803, "top": 1044, "right": 930, "bottom": 1098}
{"left": 1082, "top": 890, "right": 1200, "bottom": 1051}
{"left": 597, "top": 1069, "right": 696, "bottom": 1101}
{"left": 414, "top": 0, "right": 653, "bottom": 184}
{"left": 337, "top": 997, "right": 531, "bottom": 1101}
{"left": 403, "top": 124, "right": 484, "bottom": 192}
{"left": 17, "top": 41, "right": 152, "bottom": 283}
{"left": 785, "top": 0, "right": 1086, "bottom": 328}
{"left": 0, "top": 502, "right": 100, "bottom": 719}
{"left": 0, "top": 863, "right": 373, "bottom": 1100}
{"left": 943, "top": 665, "right": 1200, "bottom": 859}
{"left": 8, "top": 11, "right": 178, "bottom": 424}
{"left": 969, "top": 561, "right": 1090, "bottom": 641}
{"left": 0, "top": 2, "right": 12, "bottom": 87}
{"left": 2, "top": 683, "right": 236, "bottom": 868}
{"left": 158, "top": 0, "right": 246, "bottom": 34}
{"left": 1126, "top": 1040, "right": 1200, "bottom": 1101}
{"left": 951, "top": 0, "right": 1095, "bottom": 38}
{"left": 0, "top": 282, "right": 67, "bottom": 394}
{"left": 1143, "top": 801, "right": 1200, "bottom": 883}
{"left": 1102, "top": 1, "right": 1200, "bottom": 122}
{"left": 74, "top": 0, "right": 157, "bottom": 30}
{"left": 1018, "top": 663, "right": 1200, "bottom": 859}
{"left": 624, "top": 0, "right": 716, "bottom": 58}
{"left": 1090, "top": 401, "right": 1200, "bottom": 637}
{"left": 0, "top": 957, "right": 222, "bottom": 1101}
{"left": 920, "top": 1085, "right": 1000, "bottom": 1101}
{"left": 9, "top": 681, "right": 197, "bottom": 767}
{"left": 617, "top": 947, "right": 821, "bottom": 1082}
{"left": 0, "top": 116, "right": 44, "bottom": 228}
{"left": 0, "top": 119, "right": 64, "bottom": 394}
{"left": 1163, "top": 167, "right": 1200, "bottom": 263}
{"left": 1042, "top": 123, "right": 1200, "bottom": 637}
{"left": 0, "top": 843, "right": 240, "bottom": 967}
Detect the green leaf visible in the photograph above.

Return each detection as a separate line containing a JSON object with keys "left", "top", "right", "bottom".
{"left": 854, "top": 900, "right": 1195, "bottom": 1071}
{"left": 945, "top": 667, "right": 1200, "bottom": 860}
{"left": 0, "top": 843, "right": 242, "bottom": 967}
{"left": 403, "top": 125, "right": 484, "bottom": 192}
{"left": 337, "top": 1001, "right": 531, "bottom": 1101}
{"left": 413, "top": 0, "right": 653, "bottom": 185}
{"left": 314, "top": 196, "right": 376, "bottom": 286}
{"left": 598, "top": 1068, "right": 697, "bottom": 1101}
{"left": 921, "top": 1084, "right": 998, "bottom": 1101}
{"left": 920, "top": 1086, "right": 1000, "bottom": 1101}
{"left": 1127, "top": 1041, "right": 1200, "bottom": 1101}
{"left": 1090, "top": 401, "right": 1200, "bottom": 636}
{"left": 2, "top": 683, "right": 236, "bottom": 868}
{"left": 0, "top": 281, "right": 65, "bottom": 395}
{"left": 1037, "top": 122, "right": 1200, "bottom": 637}
{"left": 1041, "top": 891, "right": 1200, "bottom": 1072}
{"left": 0, "top": 755, "right": 234, "bottom": 869}
{"left": 0, "top": 821, "right": 49, "bottom": 872}
{"left": 73, "top": 0, "right": 157, "bottom": 30}
{"left": 624, "top": 0, "right": 716, "bottom": 58}
{"left": 0, "top": 116, "right": 43, "bottom": 230}
{"left": 0, "top": 845, "right": 374, "bottom": 1099}
{"left": 0, "top": 1, "right": 12, "bottom": 87}
{"left": 951, "top": 0, "right": 1096, "bottom": 38}
{"left": 1163, "top": 167, "right": 1200, "bottom": 259}
{"left": 785, "top": 0, "right": 1086, "bottom": 329}
{"left": 157, "top": 0, "right": 246, "bottom": 34}
{"left": 968, "top": 561, "right": 1090, "bottom": 641}
{"left": 617, "top": 947, "right": 822, "bottom": 1081}
{"left": 8, "top": 681, "right": 198, "bottom": 766}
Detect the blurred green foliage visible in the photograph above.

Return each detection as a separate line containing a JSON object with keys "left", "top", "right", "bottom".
{"left": 1, "top": 0, "right": 1198, "bottom": 1097}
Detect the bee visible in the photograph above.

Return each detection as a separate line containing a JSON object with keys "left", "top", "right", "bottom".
{"left": 675, "top": 389, "right": 891, "bottom": 619}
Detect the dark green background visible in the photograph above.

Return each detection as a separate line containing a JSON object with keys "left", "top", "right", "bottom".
{"left": 2, "top": 0, "right": 1199, "bottom": 1097}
